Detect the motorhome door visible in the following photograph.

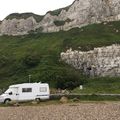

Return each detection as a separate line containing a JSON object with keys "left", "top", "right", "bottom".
{"left": 9, "top": 87, "right": 19, "bottom": 100}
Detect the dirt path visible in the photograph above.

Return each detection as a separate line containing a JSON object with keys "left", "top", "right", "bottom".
{"left": 0, "top": 102, "right": 120, "bottom": 120}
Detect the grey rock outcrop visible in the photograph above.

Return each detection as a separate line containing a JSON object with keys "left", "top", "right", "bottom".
{"left": 61, "top": 44, "right": 120, "bottom": 77}
{"left": 1, "top": 0, "right": 120, "bottom": 35}
{"left": 0, "top": 17, "right": 38, "bottom": 36}
{"left": 41, "top": 0, "right": 120, "bottom": 32}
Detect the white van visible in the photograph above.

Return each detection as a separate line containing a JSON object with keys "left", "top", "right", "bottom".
{"left": 0, "top": 82, "right": 50, "bottom": 103}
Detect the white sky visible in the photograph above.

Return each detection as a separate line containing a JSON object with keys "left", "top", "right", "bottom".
{"left": 0, "top": 0, "right": 74, "bottom": 20}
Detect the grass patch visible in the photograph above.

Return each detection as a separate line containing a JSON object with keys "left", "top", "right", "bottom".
{"left": 72, "top": 77, "right": 120, "bottom": 94}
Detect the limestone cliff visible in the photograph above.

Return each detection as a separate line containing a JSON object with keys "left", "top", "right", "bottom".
{"left": 61, "top": 45, "right": 120, "bottom": 77}
{"left": 0, "top": 17, "right": 38, "bottom": 36}
{"left": 1, "top": 0, "right": 120, "bottom": 35}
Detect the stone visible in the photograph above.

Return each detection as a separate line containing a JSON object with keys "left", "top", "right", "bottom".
{"left": 60, "top": 96, "right": 68, "bottom": 103}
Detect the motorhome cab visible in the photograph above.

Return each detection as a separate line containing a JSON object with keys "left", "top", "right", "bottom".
{"left": 0, "top": 82, "right": 50, "bottom": 103}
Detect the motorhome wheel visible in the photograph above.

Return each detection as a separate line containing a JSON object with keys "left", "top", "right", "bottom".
{"left": 4, "top": 99, "right": 11, "bottom": 104}
{"left": 35, "top": 98, "right": 40, "bottom": 102}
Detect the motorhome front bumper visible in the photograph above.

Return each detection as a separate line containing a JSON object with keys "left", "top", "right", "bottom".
{"left": 0, "top": 96, "right": 4, "bottom": 103}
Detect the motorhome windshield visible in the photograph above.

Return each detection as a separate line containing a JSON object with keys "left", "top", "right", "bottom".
{"left": 4, "top": 89, "right": 13, "bottom": 94}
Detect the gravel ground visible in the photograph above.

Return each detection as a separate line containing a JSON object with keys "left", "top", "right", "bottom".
{"left": 0, "top": 102, "right": 120, "bottom": 120}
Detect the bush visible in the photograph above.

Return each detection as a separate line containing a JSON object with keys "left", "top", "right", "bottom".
{"left": 56, "top": 69, "right": 86, "bottom": 90}
{"left": 54, "top": 20, "right": 66, "bottom": 26}
{"left": 23, "top": 53, "right": 40, "bottom": 68}
{"left": 54, "top": 19, "right": 72, "bottom": 26}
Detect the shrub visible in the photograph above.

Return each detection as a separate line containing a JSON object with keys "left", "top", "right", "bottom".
{"left": 56, "top": 69, "right": 86, "bottom": 90}
{"left": 54, "top": 20, "right": 66, "bottom": 26}
{"left": 54, "top": 19, "right": 72, "bottom": 26}
{"left": 23, "top": 53, "right": 40, "bottom": 68}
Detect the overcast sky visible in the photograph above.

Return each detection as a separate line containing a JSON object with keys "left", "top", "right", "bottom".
{"left": 0, "top": 0, "right": 74, "bottom": 20}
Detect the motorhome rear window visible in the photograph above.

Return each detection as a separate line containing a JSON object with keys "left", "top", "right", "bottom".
{"left": 22, "top": 88, "right": 32, "bottom": 93}
{"left": 40, "top": 87, "right": 47, "bottom": 92}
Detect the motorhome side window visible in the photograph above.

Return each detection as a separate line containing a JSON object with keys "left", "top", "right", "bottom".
{"left": 40, "top": 87, "right": 47, "bottom": 92}
{"left": 22, "top": 88, "right": 32, "bottom": 93}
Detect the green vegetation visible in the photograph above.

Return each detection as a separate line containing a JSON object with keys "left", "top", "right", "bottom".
{"left": 54, "top": 19, "right": 72, "bottom": 26}
{"left": 0, "top": 21, "right": 120, "bottom": 92}
{"left": 51, "top": 94, "right": 120, "bottom": 101}
{"left": 72, "top": 77, "right": 120, "bottom": 94}
{"left": 54, "top": 20, "right": 66, "bottom": 26}
{"left": 47, "top": 0, "right": 76, "bottom": 16}
{"left": 5, "top": 13, "right": 44, "bottom": 22}
{"left": 48, "top": 5, "right": 70, "bottom": 16}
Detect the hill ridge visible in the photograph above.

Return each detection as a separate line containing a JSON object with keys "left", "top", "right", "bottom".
{"left": 1, "top": 0, "right": 120, "bottom": 35}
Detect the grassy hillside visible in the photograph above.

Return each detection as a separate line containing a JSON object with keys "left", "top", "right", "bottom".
{"left": 0, "top": 21, "right": 120, "bottom": 91}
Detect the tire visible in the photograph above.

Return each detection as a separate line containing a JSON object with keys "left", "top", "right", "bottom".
{"left": 4, "top": 99, "right": 11, "bottom": 104}
{"left": 35, "top": 98, "right": 40, "bottom": 102}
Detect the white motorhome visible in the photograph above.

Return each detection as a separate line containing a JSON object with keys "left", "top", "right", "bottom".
{"left": 0, "top": 82, "right": 50, "bottom": 103}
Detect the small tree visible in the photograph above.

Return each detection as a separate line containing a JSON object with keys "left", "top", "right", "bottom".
{"left": 56, "top": 69, "right": 86, "bottom": 90}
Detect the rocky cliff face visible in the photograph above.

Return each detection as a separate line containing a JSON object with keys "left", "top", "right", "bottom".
{"left": 1, "top": 0, "right": 120, "bottom": 35}
{"left": 61, "top": 44, "right": 120, "bottom": 77}
{"left": 0, "top": 17, "right": 38, "bottom": 36}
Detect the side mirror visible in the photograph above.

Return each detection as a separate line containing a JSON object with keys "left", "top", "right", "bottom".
{"left": 9, "top": 92, "right": 13, "bottom": 95}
